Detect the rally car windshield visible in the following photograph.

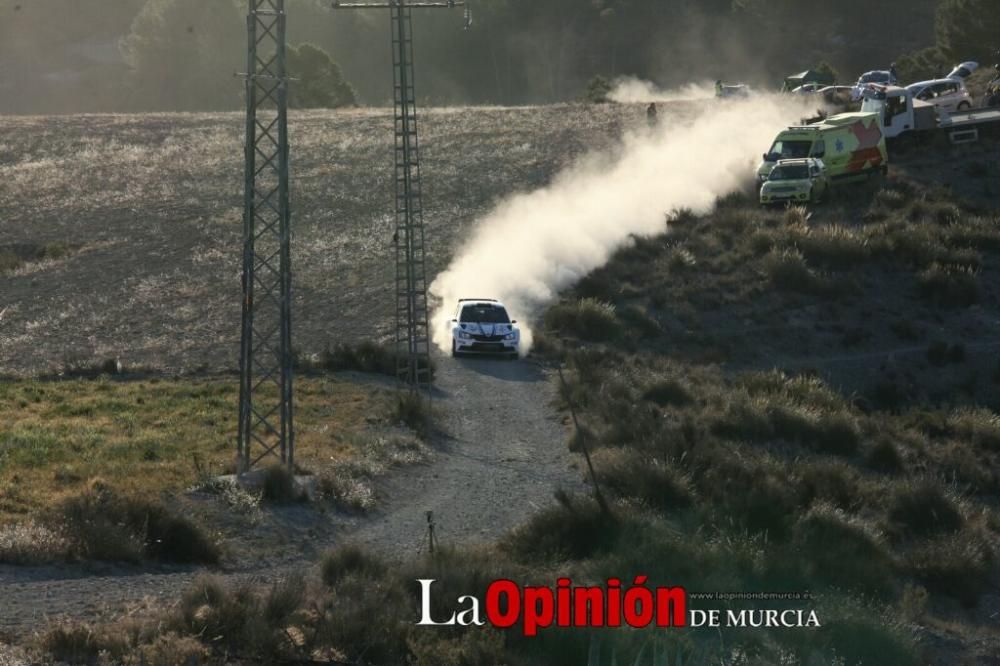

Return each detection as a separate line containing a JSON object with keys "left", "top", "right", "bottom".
{"left": 767, "top": 140, "right": 811, "bottom": 160}
{"left": 460, "top": 304, "right": 511, "bottom": 323}
{"left": 769, "top": 165, "right": 809, "bottom": 180}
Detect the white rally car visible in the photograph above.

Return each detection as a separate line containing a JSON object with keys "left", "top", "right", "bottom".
{"left": 450, "top": 299, "right": 520, "bottom": 358}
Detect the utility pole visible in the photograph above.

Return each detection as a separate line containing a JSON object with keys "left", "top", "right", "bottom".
{"left": 237, "top": 0, "right": 294, "bottom": 473}
{"left": 331, "top": 0, "right": 468, "bottom": 395}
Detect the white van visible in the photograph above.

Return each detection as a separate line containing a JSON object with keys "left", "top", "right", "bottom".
{"left": 906, "top": 78, "right": 973, "bottom": 115}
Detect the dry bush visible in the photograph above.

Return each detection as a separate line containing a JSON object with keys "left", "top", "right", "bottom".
{"left": 593, "top": 448, "right": 693, "bottom": 510}
{"left": 317, "top": 341, "right": 397, "bottom": 377}
{"left": 793, "top": 504, "right": 894, "bottom": 594}
{"left": 916, "top": 262, "right": 979, "bottom": 307}
{"left": 544, "top": 298, "right": 621, "bottom": 342}
{"left": 503, "top": 493, "right": 618, "bottom": 562}
{"left": 949, "top": 407, "right": 1000, "bottom": 451}
{"left": 904, "top": 527, "right": 996, "bottom": 606}
{"left": 0, "top": 522, "right": 69, "bottom": 564}
{"left": 321, "top": 544, "right": 387, "bottom": 587}
{"left": 642, "top": 377, "right": 694, "bottom": 407}
{"left": 713, "top": 373, "right": 860, "bottom": 455}
{"left": 866, "top": 437, "right": 904, "bottom": 473}
{"left": 796, "top": 461, "right": 862, "bottom": 510}
{"left": 788, "top": 224, "right": 871, "bottom": 269}
{"left": 319, "top": 434, "right": 428, "bottom": 511}
{"left": 887, "top": 480, "right": 964, "bottom": 538}
{"left": 40, "top": 624, "right": 129, "bottom": 664}
{"left": 54, "top": 481, "right": 219, "bottom": 564}
{"left": 761, "top": 248, "right": 835, "bottom": 295}
{"left": 261, "top": 465, "right": 301, "bottom": 504}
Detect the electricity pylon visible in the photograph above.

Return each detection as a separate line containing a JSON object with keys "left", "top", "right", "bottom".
{"left": 331, "top": 0, "right": 467, "bottom": 394}
{"left": 237, "top": 0, "right": 294, "bottom": 473}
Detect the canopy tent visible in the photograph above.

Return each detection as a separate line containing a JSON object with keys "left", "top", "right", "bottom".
{"left": 783, "top": 70, "right": 836, "bottom": 90}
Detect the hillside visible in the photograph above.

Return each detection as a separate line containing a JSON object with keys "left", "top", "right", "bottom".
{"left": 0, "top": 104, "right": 656, "bottom": 376}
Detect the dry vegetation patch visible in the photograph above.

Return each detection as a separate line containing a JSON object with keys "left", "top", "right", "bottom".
{"left": 0, "top": 375, "right": 395, "bottom": 522}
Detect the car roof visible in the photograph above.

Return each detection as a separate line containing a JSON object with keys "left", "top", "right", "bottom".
{"left": 458, "top": 299, "right": 506, "bottom": 307}
{"left": 774, "top": 158, "right": 815, "bottom": 166}
{"left": 907, "top": 78, "right": 963, "bottom": 89}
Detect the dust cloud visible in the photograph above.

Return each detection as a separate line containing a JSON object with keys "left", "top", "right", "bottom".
{"left": 608, "top": 76, "right": 717, "bottom": 103}
{"left": 430, "top": 87, "right": 813, "bottom": 355}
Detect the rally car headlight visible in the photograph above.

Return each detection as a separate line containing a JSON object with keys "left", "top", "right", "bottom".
{"left": 503, "top": 333, "right": 517, "bottom": 340}
{"left": 458, "top": 331, "right": 473, "bottom": 340}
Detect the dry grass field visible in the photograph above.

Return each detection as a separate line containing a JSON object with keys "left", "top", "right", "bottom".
{"left": 0, "top": 105, "right": 657, "bottom": 376}
{"left": 0, "top": 374, "right": 402, "bottom": 522}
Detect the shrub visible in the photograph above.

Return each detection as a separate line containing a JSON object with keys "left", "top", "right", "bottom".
{"left": 792, "top": 225, "right": 871, "bottom": 269}
{"left": 40, "top": 624, "right": 129, "bottom": 664}
{"left": 816, "top": 611, "right": 920, "bottom": 666}
{"left": 396, "top": 391, "right": 431, "bottom": 437}
{"left": 54, "top": 483, "right": 219, "bottom": 564}
{"left": 642, "top": 378, "right": 694, "bottom": 407}
{"left": 866, "top": 438, "right": 904, "bottom": 473}
{"left": 264, "top": 574, "right": 306, "bottom": 626}
{"left": 593, "top": 449, "right": 693, "bottom": 511}
{"left": 317, "top": 342, "right": 397, "bottom": 377}
{"left": 0, "top": 522, "right": 69, "bottom": 564}
{"left": 321, "top": 545, "right": 387, "bottom": 586}
{"left": 905, "top": 529, "right": 995, "bottom": 606}
{"left": 949, "top": 408, "right": 1000, "bottom": 451}
{"left": 796, "top": 462, "right": 861, "bottom": 509}
{"left": 617, "top": 304, "right": 661, "bottom": 338}
{"left": 504, "top": 493, "right": 617, "bottom": 562}
{"left": 916, "top": 263, "right": 979, "bottom": 307}
{"left": 175, "top": 576, "right": 273, "bottom": 654}
{"left": 544, "top": 298, "right": 621, "bottom": 342}
{"left": 761, "top": 248, "right": 834, "bottom": 295}
{"left": 261, "top": 465, "right": 300, "bottom": 503}
{"left": 887, "top": 481, "right": 964, "bottom": 537}
{"left": 697, "top": 458, "right": 798, "bottom": 536}
{"left": 793, "top": 504, "right": 894, "bottom": 594}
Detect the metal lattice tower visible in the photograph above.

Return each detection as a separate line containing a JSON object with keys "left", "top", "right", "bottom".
{"left": 391, "top": 1, "right": 429, "bottom": 390}
{"left": 237, "top": 0, "right": 294, "bottom": 473}
{"left": 332, "top": 0, "right": 466, "bottom": 393}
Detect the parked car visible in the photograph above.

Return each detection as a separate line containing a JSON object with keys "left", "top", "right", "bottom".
{"left": 759, "top": 158, "right": 829, "bottom": 206}
{"left": 906, "top": 78, "right": 973, "bottom": 115}
{"left": 450, "top": 299, "right": 520, "bottom": 358}
{"left": 791, "top": 83, "right": 826, "bottom": 95}
{"left": 851, "top": 70, "right": 898, "bottom": 101}
{"left": 817, "top": 85, "right": 854, "bottom": 106}
{"left": 946, "top": 61, "right": 979, "bottom": 80}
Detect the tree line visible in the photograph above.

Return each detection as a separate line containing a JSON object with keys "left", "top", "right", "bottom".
{"left": 0, "top": 0, "right": 995, "bottom": 114}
